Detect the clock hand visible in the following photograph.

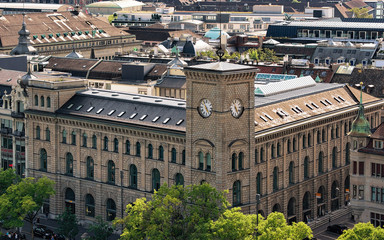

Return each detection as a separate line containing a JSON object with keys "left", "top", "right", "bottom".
{"left": 235, "top": 105, "right": 238, "bottom": 113}
{"left": 204, "top": 104, "right": 209, "bottom": 113}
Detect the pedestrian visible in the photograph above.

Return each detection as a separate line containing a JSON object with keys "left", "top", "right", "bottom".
{"left": 36, "top": 217, "right": 40, "bottom": 224}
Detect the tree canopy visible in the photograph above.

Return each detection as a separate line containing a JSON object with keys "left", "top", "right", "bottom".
{"left": 117, "top": 183, "right": 312, "bottom": 240}
{"left": 350, "top": 8, "right": 373, "bottom": 18}
{"left": 338, "top": 222, "right": 384, "bottom": 240}
{"left": 57, "top": 207, "right": 79, "bottom": 240}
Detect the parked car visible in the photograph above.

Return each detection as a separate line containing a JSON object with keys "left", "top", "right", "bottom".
{"left": 327, "top": 224, "right": 348, "bottom": 234}
{"left": 33, "top": 224, "right": 54, "bottom": 239}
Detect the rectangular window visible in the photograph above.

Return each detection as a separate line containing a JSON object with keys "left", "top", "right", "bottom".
{"left": 359, "top": 162, "right": 365, "bottom": 175}
{"left": 372, "top": 187, "right": 376, "bottom": 202}
{"left": 373, "top": 163, "right": 376, "bottom": 176}
{"left": 353, "top": 185, "right": 357, "bottom": 199}
{"left": 353, "top": 161, "right": 357, "bottom": 175}
{"left": 359, "top": 185, "right": 364, "bottom": 200}
{"left": 377, "top": 164, "right": 381, "bottom": 177}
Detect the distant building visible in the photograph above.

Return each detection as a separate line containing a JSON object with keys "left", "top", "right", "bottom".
{"left": 85, "top": 0, "right": 144, "bottom": 15}
{"left": 0, "top": 3, "right": 72, "bottom": 15}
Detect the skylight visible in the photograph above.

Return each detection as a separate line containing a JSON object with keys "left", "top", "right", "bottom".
{"left": 291, "top": 108, "right": 299, "bottom": 114}
{"left": 265, "top": 114, "right": 274, "bottom": 121}
{"left": 117, "top": 111, "right": 126, "bottom": 117}
{"left": 152, "top": 116, "right": 160, "bottom": 122}
{"left": 320, "top": 100, "right": 327, "bottom": 106}
{"left": 176, "top": 119, "right": 184, "bottom": 125}
{"left": 296, "top": 107, "right": 303, "bottom": 113}
{"left": 325, "top": 99, "right": 332, "bottom": 105}
{"left": 311, "top": 103, "right": 319, "bottom": 109}
{"left": 333, "top": 97, "right": 340, "bottom": 103}
{"left": 107, "top": 110, "right": 115, "bottom": 116}
{"left": 130, "top": 113, "right": 137, "bottom": 119}
{"left": 76, "top": 105, "right": 83, "bottom": 111}
{"left": 87, "top": 106, "right": 94, "bottom": 112}
{"left": 96, "top": 108, "right": 104, "bottom": 114}
{"left": 306, "top": 104, "right": 313, "bottom": 110}
{"left": 338, "top": 96, "right": 345, "bottom": 102}
{"left": 67, "top": 104, "right": 74, "bottom": 109}
{"left": 163, "top": 118, "right": 171, "bottom": 124}
{"left": 260, "top": 116, "right": 268, "bottom": 122}
{"left": 139, "top": 115, "right": 147, "bottom": 121}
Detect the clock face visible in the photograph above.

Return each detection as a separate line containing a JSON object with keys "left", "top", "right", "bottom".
{"left": 230, "top": 99, "right": 244, "bottom": 118}
{"left": 198, "top": 99, "right": 213, "bottom": 118}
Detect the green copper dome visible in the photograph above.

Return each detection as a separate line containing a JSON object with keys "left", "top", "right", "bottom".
{"left": 348, "top": 83, "right": 371, "bottom": 138}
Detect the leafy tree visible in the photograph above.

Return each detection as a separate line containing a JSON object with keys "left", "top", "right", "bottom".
{"left": 0, "top": 168, "right": 20, "bottom": 195}
{"left": 88, "top": 216, "right": 114, "bottom": 240}
{"left": 350, "top": 8, "right": 373, "bottom": 18}
{"left": 116, "top": 183, "right": 229, "bottom": 240}
{"left": 57, "top": 207, "right": 79, "bottom": 240}
{"left": 108, "top": 13, "right": 118, "bottom": 24}
{"left": 0, "top": 176, "right": 55, "bottom": 239}
{"left": 338, "top": 222, "right": 384, "bottom": 240}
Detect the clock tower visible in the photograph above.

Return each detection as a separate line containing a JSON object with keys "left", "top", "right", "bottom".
{"left": 184, "top": 62, "right": 257, "bottom": 205}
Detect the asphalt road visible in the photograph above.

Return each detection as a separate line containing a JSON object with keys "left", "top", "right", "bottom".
{"left": 313, "top": 217, "right": 355, "bottom": 240}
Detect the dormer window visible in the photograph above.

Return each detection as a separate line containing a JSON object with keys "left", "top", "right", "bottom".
{"left": 374, "top": 140, "right": 383, "bottom": 149}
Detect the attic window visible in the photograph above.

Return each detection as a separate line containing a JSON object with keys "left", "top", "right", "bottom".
{"left": 295, "top": 106, "right": 303, "bottom": 113}
{"left": 320, "top": 100, "right": 327, "bottom": 106}
{"left": 63, "top": 32, "right": 68, "bottom": 37}
{"left": 152, "top": 116, "right": 160, "bottom": 122}
{"left": 374, "top": 140, "right": 383, "bottom": 149}
{"left": 139, "top": 115, "right": 147, "bottom": 121}
{"left": 48, "top": 34, "right": 53, "bottom": 38}
{"left": 338, "top": 96, "right": 345, "bottom": 102}
{"left": 6, "top": 78, "right": 11, "bottom": 82}
{"left": 260, "top": 116, "right": 268, "bottom": 122}
{"left": 265, "top": 114, "right": 274, "bottom": 121}
{"left": 176, "top": 119, "right": 184, "bottom": 125}
{"left": 33, "top": 35, "right": 38, "bottom": 40}
{"left": 67, "top": 104, "right": 74, "bottom": 109}
{"left": 324, "top": 99, "right": 332, "bottom": 105}
{"left": 96, "top": 108, "right": 104, "bottom": 114}
{"left": 333, "top": 97, "right": 341, "bottom": 103}
{"left": 291, "top": 107, "right": 299, "bottom": 114}
{"left": 311, "top": 103, "right": 319, "bottom": 109}
{"left": 117, "top": 111, "right": 126, "bottom": 117}
{"left": 129, "top": 113, "right": 137, "bottom": 119}
{"left": 163, "top": 117, "right": 171, "bottom": 124}
{"left": 276, "top": 111, "right": 285, "bottom": 118}
{"left": 56, "top": 33, "right": 60, "bottom": 37}
{"left": 75, "top": 105, "right": 83, "bottom": 111}
{"left": 107, "top": 110, "right": 115, "bottom": 116}
{"left": 86, "top": 106, "right": 94, "bottom": 112}
{"left": 305, "top": 104, "right": 313, "bottom": 110}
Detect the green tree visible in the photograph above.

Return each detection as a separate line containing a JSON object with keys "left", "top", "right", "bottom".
{"left": 0, "top": 176, "right": 55, "bottom": 239}
{"left": 0, "top": 168, "right": 20, "bottom": 195}
{"left": 88, "top": 216, "right": 114, "bottom": 240}
{"left": 108, "top": 13, "right": 118, "bottom": 24}
{"left": 350, "top": 8, "right": 373, "bottom": 18}
{"left": 57, "top": 207, "right": 79, "bottom": 240}
{"left": 116, "top": 183, "right": 229, "bottom": 240}
{"left": 338, "top": 222, "right": 384, "bottom": 240}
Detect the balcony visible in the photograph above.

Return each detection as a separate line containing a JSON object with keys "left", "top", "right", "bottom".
{"left": 11, "top": 111, "right": 25, "bottom": 119}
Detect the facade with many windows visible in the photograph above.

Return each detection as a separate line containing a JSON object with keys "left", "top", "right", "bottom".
{"left": 25, "top": 63, "right": 384, "bottom": 223}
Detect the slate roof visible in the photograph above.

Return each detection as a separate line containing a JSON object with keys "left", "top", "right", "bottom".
{"left": 145, "top": 64, "right": 167, "bottom": 80}
{"left": 156, "top": 76, "right": 186, "bottom": 89}
{"left": 311, "top": 45, "right": 377, "bottom": 65}
{"left": 273, "top": 45, "right": 316, "bottom": 58}
{"left": 271, "top": 18, "right": 384, "bottom": 30}
{"left": 57, "top": 89, "right": 187, "bottom": 131}
{"left": 371, "top": 122, "right": 384, "bottom": 140}
{"left": 359, "top": 122, "right": 384, "bottom": 155}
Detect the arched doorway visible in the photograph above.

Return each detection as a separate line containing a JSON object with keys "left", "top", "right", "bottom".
{"left": 317, "top": 186, "right": 326, "bottom": 217}
{"left": 65, "top": 188, "right": 75, "bottom": 214}
{"left": 287, "top": 197, "right": 297, "bottom": 224}
{"left": 331, "top": 181, "right": 340, "bottom": 211}
{"left": 344, "top": 176, "right": 350, "bottom": 206}
{"left": 272, "top": 203, "right": 281, "bottom": 213}
{"left": 303, "top": 192, "right": 311, "bottom": 223}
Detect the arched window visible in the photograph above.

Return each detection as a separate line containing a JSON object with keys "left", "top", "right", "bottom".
{"left": 106, "top": 199, "right": 116, "bottom": 221}
{"left": 85, "top": 194, "right": 95, "bottom": 217}
{"left": 152, "top": 168, "right": 160, "bottom": 192}
{"left": 273, "top": 167, "right": 278, "bottom": 191}
{"left": 293, "top": 137, "right": 297, "bottom": 151}
{"left": 65, "top": 188, "right": 75, "bottom": 214}
{"left": 256, "top": 172, "right": 262, "bottom": 195}
{"left": 271, "top": 144, "right": 275, "bottom": 158}
{"left": 206, "top": 153, "right": 211, "bottom": 171}
{"left": 36, "top": 126, "right": 41, "bottom": 139}
{"left": 302, "top": 135, "right": 306, "bottom": 149}
{"left": 345, "top": 142, "right": 351, "bottom": 165}
{"left": 308, "top": 133, "right": 311, "bottom": 147}
{"left": 92, "top": 135, "right": 97, "bottom": 149}
{"left": 136, "top": 142, "right": 141, "bottom": 157}
{"left": 198, "top": 152, "right": 204, "bottom": 170}
{"left": 287, "top": 197, "right": 296, "bottom": 217}
{"left": 332, "top": 147, "right": 337, "bottom": 169}
{"left": 66, "top": 153, "right": 73, "bottom": 176}
{"left": 322, "top": 129, "right": 326, "bottom": 142}
{"left": 182, "top": 150, "right": 186, "bottom": 165}
{"left": 304, "top": 156, "right": 309, "bottom": 179}
{"left": 129, "top": 164, "right": 137, "bottom": 189}
{"left": 82, "top": 133, "right": 87, "bottom": 147}
{"left": 260, "top": 147, "right": 264, "bottom": 162}
{"left": 45, "top": 127, "right": 50, "bottom": 141}
{"left": 40, "top": 96, "right": 45, "bottom": 107}
{"left": 158, "top": 145, "right": 164, "bottom": 160}
{"left": 303, "top": 192, "right": 310, "bottom": 210}
{"left": 318, "top": 151, "right": 324, "bottom": 174}
{"left": 233, "top": 180, "right": 241, "bottom": 206}
{"left": 40, "top": 148, "right": 47, "bottom": 171}
{"left": 232, "top": 153, "right": 237, "bottom": 171}
{"left": 255, "top": 149, "right": 259, "bottom": 163}
{"left": 277, "top": 143, "right": 281, "bottom": 156}
{"left": 317, "top": 131, "right": 321, "bottom": 144}
{"left": 47, "top": 97, "right": 51, "bottom": 108}
{"left": 113, "top": 138, "right": 119, "bottom": 153}
{"left": 62, "top": 130, "right": 67, "bottom": 143}
{"left": 86, "top": 157, "right": 94, "bottom": 179}
{"left": 289, "top": 161, "right": 294, "bottom": 185}
{"left": 175, "top": 173, "right": 184, "bottom": 186}
{"left": 238, "top": 152, "right": 244, "bottom": 170}
{"left": 103, "top": 137, "right": 108, "bottom": 151}
{"left": 34, "top": 95, "right": 38, "bottom": 106}
{"left": 147, "top": 144, "right": 153, "bottom": 159}
{"left": 107, "top": 160, "right": 115, "bottom": 184}
{"left": 287, "top": 139, "right": 291, "bottom": 153}
{"left": 71, "top": 131, "right": 76, "bottom": 145}
{"left": 171, "top": 148, "right": 177, "bottom": 163}
{"left": 125, "top": 140, "right": 130, "bottom": 155}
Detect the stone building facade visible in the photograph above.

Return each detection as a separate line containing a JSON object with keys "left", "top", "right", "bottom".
{"left": 24, "top": 62, "right": 384, "bottom": 223}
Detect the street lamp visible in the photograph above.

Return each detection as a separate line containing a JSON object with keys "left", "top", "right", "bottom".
{"left": 255, "top": 194, "right": 261, "bottom": 239}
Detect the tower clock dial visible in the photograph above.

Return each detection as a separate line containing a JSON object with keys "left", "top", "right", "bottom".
{"left": 230, "top": 99, "right": 244, "bottom": 118}
{"left": 198, "top": 99, "right": 213, "bottom": 118}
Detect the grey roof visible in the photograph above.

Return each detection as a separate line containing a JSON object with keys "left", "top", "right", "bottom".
{"left": 254, "top": 83, "right": 345, "bottom": 107}
{"left": 274, "top": 19, "right": 384, "bottom": 30}
{"left": 185, "top": 62, "right": 257, "bottom": 72}
{"left": 311, "top": 45, "right": 377, "bottom": 64}
{"left": 65, "top": 50, "right": 84, "bottom": 59}
{"left": 57, "top": 89, "right": 186, "bottom": 131}
{"left": 156, "top": 76, "right": 186, "bottom": 89}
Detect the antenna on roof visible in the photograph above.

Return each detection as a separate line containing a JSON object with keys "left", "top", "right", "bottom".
{"left": 216, "top": 0, "right": 224, "bottom": 61}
